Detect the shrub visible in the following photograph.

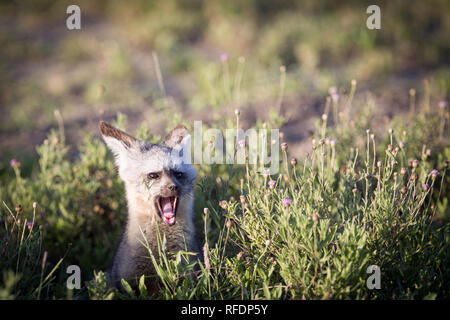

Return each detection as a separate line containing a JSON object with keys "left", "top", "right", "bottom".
{"left": 0, "top": 83, "right": 448, "bottom": 300}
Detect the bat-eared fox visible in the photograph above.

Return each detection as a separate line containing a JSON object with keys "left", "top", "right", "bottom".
{"left": 99, "top": 121, "right": 203, "bottom": 294}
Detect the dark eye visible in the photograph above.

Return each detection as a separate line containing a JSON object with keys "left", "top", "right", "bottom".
{"left": 173, "top": 171, "right": 184, "bottom": 179}
{"left": 148, "top": 172, "right": 160, "bottom": 180}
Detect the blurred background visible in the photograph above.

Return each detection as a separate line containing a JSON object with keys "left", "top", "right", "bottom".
{"left": 1, "top": 0, "right": 449, "bottom": 171}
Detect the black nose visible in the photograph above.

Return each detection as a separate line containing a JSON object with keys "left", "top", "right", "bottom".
{"left": 168, "top": 184, "right": 177, "bottom": 192}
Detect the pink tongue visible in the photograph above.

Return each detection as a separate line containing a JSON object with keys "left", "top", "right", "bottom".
{"left": 160, "top": 197, "right": 175, "bottom": 225}
{"left": 161, "top": 197, "right": 174, "bottom": 215}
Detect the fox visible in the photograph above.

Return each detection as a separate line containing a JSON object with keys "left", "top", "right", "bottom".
{"left": 99, "top": 121, "right": 203, "bottom": 294}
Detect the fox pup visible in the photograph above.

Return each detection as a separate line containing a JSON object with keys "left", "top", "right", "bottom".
{"left": 99, "top": 121, "right": 202, "bottom": 294}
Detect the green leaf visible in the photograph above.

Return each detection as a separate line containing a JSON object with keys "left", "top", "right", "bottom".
{"left": 138, "top": 275, "right": 148, "bottom": 299}
{"left": 121, "top": 279, "right": 136, "bottom": 299}
{"left": 263, "top": 283, "right": 271, "bottom": 300}
{"left": 423, "top": 293, "right": 437, "bottom": 300}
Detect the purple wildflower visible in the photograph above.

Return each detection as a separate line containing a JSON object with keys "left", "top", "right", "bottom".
{"left": 268, "top": 180, "right": 276, "bottom": 189}
{"left": 331, "top": 93, "right": 340, "bottom": 102}
{"left": 10, "top": 159, "right": 19, "bottom": 168}
{"left": 282, "top": 198, "right": 292, "bottom": 208}
{"left": 328, "top": 86, "right": 337, "bottom": 95}
{"left": 438, "top": 101, "right": 447, "bottom": 109}
{"left": 220, "top": 53, "right": 229, "bottom": 62}
{"left": 430, "top": 169, "right": 439, "bottom": 179}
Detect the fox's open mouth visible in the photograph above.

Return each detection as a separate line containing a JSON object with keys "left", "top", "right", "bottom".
{"left": 156, "top": 196, "right": 178, "bottom": 225}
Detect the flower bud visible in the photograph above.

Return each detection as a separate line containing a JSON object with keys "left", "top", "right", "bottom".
{"left": 282, "top": 198, "right": 292, "bottom": 208}
{"left": 430, "top": 169, "right": 439, "bottom": 179}
{"left": 328, "top": 86, "right": 337, "bottom": 95}
{"left": 312, "top": 213, "right": 319, "bottom": 222}
{"left": 219, "top": 200, "right": 227, "bottom": 210}
{"left": 331, "top": 93, "right": 339, "bottom": 102}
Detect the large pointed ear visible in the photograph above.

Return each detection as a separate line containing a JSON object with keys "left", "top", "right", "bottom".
{"left": 99, "top": 121, "right": 139, "bottom": 157}
{"left": 164, "top": 125, "right": 190, "bottom": 148}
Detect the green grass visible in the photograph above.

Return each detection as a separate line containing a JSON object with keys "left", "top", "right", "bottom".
{"left": 0, "top": 79, "right": 448, "bottom": 299}
{"left": 0, "top": 0, "right": 449, "bottom": 300}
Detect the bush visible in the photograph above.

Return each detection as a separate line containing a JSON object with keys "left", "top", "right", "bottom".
{"left": 0, "top": 81, "right": 448, "bottom": 300}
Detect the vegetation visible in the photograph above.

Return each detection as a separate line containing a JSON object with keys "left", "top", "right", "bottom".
{"left": 1, "top": 82, "right": 449, "bottom": 299}
{"left": 0, "top": 0, "right": 448, "bottom": 300}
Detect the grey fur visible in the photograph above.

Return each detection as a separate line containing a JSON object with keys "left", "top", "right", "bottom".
{"left": 99, "top": 121, "right": 202, "bottom": 294}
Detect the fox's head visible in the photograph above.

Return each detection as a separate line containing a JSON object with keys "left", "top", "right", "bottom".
{"left": 100, "top": 121, "right": 197, "bottom": 226}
